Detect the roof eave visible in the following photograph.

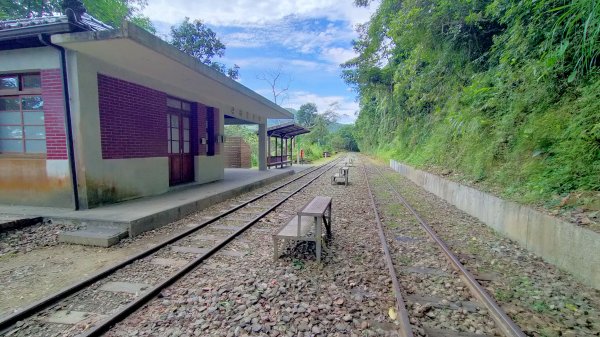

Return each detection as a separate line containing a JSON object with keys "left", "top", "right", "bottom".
{"left": 0, "top": 22, "right": 77, "bottom": 41}
{"left": 51, "top": 21, "right": 293, "bottom": 120}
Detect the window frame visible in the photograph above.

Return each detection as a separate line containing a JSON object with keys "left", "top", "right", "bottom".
{"left": 0, "top": 73, "right": 46, "bottom": 157}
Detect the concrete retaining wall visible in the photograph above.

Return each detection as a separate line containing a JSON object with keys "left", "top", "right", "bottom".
{"left": 390, "top": 160, "right": 600, "bottom": 289}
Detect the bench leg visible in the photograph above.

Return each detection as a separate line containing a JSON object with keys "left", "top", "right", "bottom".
{"left": 323, "top": 215, "right": 332, "bottom": 239}
{"left": 273, "top": 237, "right": 279, "bottom": 262}
{"left": 316, "top": 218, "right": 322, "bottom": 262}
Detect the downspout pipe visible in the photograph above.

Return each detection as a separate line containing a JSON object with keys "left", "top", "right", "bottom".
{"left": 38, "top": 33, "right": 80, "bottom": 210}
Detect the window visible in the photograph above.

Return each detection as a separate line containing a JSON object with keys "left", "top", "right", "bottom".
{"left": 167, "top": 97, "right": 192, "bottom": 155}
{"left": 0, "top": 73, "right": 45, "bottom": 154}
{"left": 167, "top": 97, "right": 191, "bottom": 112}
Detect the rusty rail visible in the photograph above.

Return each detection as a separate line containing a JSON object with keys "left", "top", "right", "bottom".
{"left": 370, "top": 163, "right": 526, "bottom": 337}
{"left": 362, "top": 163, "right": 414, "bottom": 337}
{"left": 0, "top": 158, "right": 341, "bottom": 334}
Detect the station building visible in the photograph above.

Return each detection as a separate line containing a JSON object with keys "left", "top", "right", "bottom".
{"left": 0, "top": 11, "right": 292, "bottom": 210}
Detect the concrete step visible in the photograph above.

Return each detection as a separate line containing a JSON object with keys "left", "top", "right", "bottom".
{"left": 59, "top": 226, "right": 129, "bottom": 247}
{"left": 48, "top": 216, "right": 129, "bottom": 228}
{"left": 0, "top": 215, "right": 43, "bottom": 231}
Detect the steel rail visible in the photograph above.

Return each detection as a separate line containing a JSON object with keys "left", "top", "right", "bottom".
{"left": 0, "top": 159, "right": 340, "bottom": 332}
{"left": 361, "top": 163, "right": 414, "bottom": 337}
{"left": 370, "top": 163, "right": 526, "bottom": 337}
{"left": 79, "top": 157, "right": 342, "bottom": 336}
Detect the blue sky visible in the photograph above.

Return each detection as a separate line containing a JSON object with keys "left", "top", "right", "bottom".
{"left": 142, "top": 1, "right": 377, "bottom": 124}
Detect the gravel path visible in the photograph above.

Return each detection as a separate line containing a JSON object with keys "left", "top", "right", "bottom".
{"left": 0, "top": 221, "right": 81, "bottom": 256}
{"left": 3, "top": 156, "right": 598, "bottom": 337}
{"left": 0, "top": 167, "right": 323, "bottom": 318}
{"left": 106, "top": 159, "right": 402, "bottom": 337}
{"left": 370, "top": 158, "right": 600, "bottom": 337}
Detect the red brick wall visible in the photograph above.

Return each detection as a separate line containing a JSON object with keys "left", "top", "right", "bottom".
{"left": 41, "top": 69, "right": 68, "bottom": 160}
{"left": 97, "top": 74, "right": 168, "bottom": 159}
{"left": 225, "top": 137, "right": 251, "bottom": 168}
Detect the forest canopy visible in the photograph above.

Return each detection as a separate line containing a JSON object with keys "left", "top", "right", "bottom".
{"left": 345, "top": 0, "right": 599, "bottom": 206}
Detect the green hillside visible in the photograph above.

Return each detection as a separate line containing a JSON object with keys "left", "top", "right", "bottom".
{"left": 344, "top": 0, "right": 599, "bottom": 211}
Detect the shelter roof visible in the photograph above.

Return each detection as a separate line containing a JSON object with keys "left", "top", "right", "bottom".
{"left": 267, "top": 122, "right": 310, "bottom": 138}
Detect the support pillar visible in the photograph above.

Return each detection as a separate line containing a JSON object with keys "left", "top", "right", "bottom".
{"left": 285, "top": 138, "right": 288, "bottom": 166}
{"left": 291, "top": 137, "right": 294, "bottom": 166}
{"left": 280, "top": 137, "right": 284, "bottom": 168}
{"left": 275, "top": 137, "right": 278, "bottom": 168}
{"left": 258, "top": 123, "right": 267, "bottom": 171}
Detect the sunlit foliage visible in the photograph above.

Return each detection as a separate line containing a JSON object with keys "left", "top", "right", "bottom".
{"left": 345, "top": 0, "right": 600, "bottom": 203}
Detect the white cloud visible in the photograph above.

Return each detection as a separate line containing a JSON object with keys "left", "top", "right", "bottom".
{"left": 320, "top": 47, "right": 357, "bottom": 65}
{"left": 145, "top": 2, "right": 378, "bottom": 67}
{"left": 284, "top": 90, "right": 359, "bottom": 123}
{"left": 222, "top": 56, "right": 337, "bottom": 73}
{"left": 143, "top": 0, "right": 377, "bottom": 27}
{"left": 217, "top": 18, "right": 356, "bottom": 57}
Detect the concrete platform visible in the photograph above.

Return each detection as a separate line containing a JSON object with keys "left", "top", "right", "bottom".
{"left": 0, "top": 214, "right": 43, "bottom": 231}
{"left": 0, "top": 166, "right": 311, "bottom": 247}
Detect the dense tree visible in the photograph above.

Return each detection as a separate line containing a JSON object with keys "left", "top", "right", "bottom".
{"left": 0, "top": 0, "right": 156, "bottom": 33}
{"left": 170, "top": 17, "right": 239, "bottom": 79}
{"left": 295, "top": 103, "right": 318, "bottom": 128}
{"left": 330, "top": 125, "right": 359, "bottom": 152}
{"left": 345, "top": 0, "right": 600, "bottom": 204}
{"left": 303, "top": 103, "right": 338, "bottom": 146}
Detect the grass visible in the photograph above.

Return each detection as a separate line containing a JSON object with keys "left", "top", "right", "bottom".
{"left": 292, "top": 258, "right": 304, "bottom": 270}
{"left": 397, "top": 256, "right": 412, "bottom": 265}
{"left": 0, "top": 251, "right": 17, "bottom": 261}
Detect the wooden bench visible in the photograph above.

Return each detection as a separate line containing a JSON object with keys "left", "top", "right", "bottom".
{"left": 331, "top": 166, "right": 349, "bottom": 186}
{"left": 342, "top": 157, "right": 354, "bottom": 167}
{"left": 273, "top": 196, "right": 332, "bottom": 262}
{"left": 267, "top": 160, "right": 292, "bottom": 168}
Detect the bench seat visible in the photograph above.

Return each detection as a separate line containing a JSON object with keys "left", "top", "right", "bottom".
{"left": 267, "top": 160, "right": 292, "bottom": 168}
{"left": 273, "top": 196, "right": 333, "bottom": 262}
{"left": 332, "top": 167, "right": 349, "bottom": 186}
{"left": 276, "top": 216, "right": 315, "bottom": 239}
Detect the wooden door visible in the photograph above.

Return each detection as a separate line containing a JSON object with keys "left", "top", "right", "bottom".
{"left": 168, "top": 112, "right": 193, "bottom": 186}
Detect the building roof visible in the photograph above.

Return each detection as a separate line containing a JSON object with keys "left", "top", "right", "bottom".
{"left": 267, "top": 122, "right": 310, "bottom": 138}
{"left": 0, "top": 13, "right": 111, "bottom": 33}
{"left": 0, "top": 13, "right": 111, "bottom": 49}
{"left": 0, "top": 10, "right": 293, "bottom": 121}
{"left": 51, "top": 22, "right": 294, "bottom": 121}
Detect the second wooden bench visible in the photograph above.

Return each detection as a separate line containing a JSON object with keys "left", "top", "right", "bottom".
{"left": 272, "top": 196, "right": 332, "bottom": 262}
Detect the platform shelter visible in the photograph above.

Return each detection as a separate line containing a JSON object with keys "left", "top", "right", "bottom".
{"left": 267, "top": 122, "right": 310, "bottom": 169}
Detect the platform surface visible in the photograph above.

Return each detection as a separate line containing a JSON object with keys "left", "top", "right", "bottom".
{"left": 0, "top": 166, "right": 312, "bottom": 242}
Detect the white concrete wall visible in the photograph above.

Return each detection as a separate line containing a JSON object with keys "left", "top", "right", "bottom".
{"left": 0, "top": 47, "right": 73, "bottom": 208}
{"left": 195, "top": 155, "right": 224, "bottom": 183}
{"left": 0, "top": 47, "right": 60, "bottom": 71}
{"left": 390, "top": 160, "right": 600, "bottom": 290}
{"left": 195, "top": 110, "right": 225, "bottom": 183}
{"left": 68, "top": 52, "right": 225, "bottom": 208}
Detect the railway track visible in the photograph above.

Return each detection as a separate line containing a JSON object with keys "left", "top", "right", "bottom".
{"left": 0, "top": 158, "right": 341, "bottom": 337}
{"left": 363, "top": 160, "right": 526, "bottom": 337}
